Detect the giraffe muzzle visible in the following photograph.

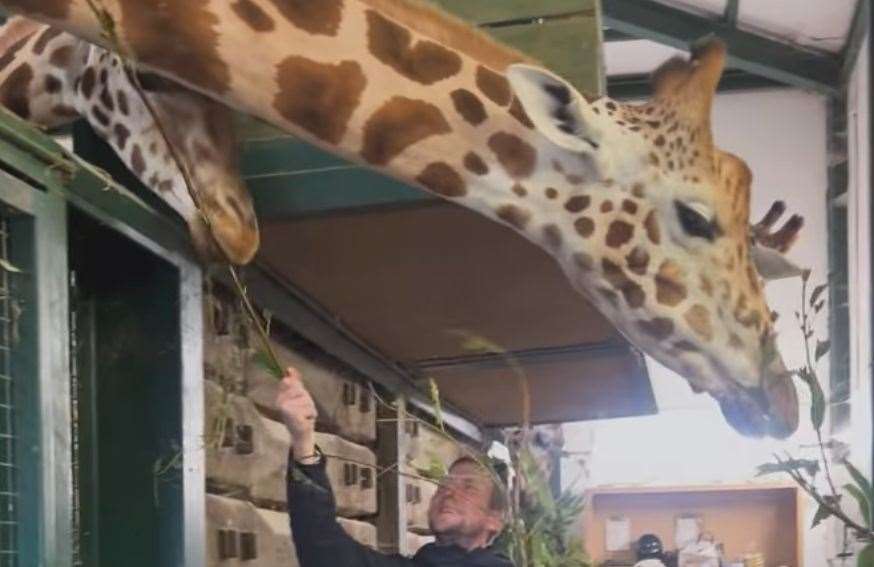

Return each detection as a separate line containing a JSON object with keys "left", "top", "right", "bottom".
{"left": 717, "top": 356, "right": 799, "bottom": 439}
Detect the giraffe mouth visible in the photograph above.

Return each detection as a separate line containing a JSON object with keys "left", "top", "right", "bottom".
{"left": 717, "top": 357, "right": 799, "bottom": 439}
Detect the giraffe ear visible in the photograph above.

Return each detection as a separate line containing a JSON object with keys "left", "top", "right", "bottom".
{"left": 750, "top": 244, "right": 806, "bottom": 281}
{"left": 506, "top": 64, "right": 602, "bottom": 153}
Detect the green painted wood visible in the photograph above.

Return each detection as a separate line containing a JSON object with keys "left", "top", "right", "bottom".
{"left": 490, "top": 15, "right": 604, "bottom": 95}
{"left": 429, "top": 0, "right": 593, "bottom": 24}
{"left": 246, "top": 161, "right": 433, "bottom": 220}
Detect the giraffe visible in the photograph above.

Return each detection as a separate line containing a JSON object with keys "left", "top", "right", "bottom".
{"left": 0, "top": 15, "right": 259, "bottom": 264}
{"left": 0, "top": 0, "right": 804, "bottom": 438}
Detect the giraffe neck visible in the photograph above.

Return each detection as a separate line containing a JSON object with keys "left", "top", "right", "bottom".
{"left": 0, "top": 16, "right": 259, "bottom": 262}
{"left": 1, "top": 0, "right": 607, "bottom": 249}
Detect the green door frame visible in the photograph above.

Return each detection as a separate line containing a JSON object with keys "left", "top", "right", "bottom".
{"left": 0, "top": 108, "right": 206, "bottom": 565}
{"left": 0, "top": 166, "right": 72, "bottom": 566}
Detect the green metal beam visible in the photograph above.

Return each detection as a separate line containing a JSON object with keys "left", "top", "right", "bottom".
{"left": 723, "top": 0, "right": 740, "bottom": 27}
{"left": 601, "top": 0, "right": 841, "bottom": 95}
{"left": 242, "top": 138, "right": 433, "bottom": 220}
{"left": 608, "top": 68, "right": 787, "bottom": 100}
{"left": 840, "top": 0, "right": 870, "bottom": 83}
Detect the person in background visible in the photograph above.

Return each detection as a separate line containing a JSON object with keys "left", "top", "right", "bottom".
{"left": 276, "top": 367, "right": 514, "bottom": 567}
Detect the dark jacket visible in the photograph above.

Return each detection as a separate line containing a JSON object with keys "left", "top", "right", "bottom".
{"left": 287, "top": 454, "right": 514, "bottom": 567}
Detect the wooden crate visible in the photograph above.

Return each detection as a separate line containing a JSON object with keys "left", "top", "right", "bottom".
{"left": 404, "top": 477, "right": 438, "bottom": 534}
{"left": 206, "top": 494, "right": 299, "bottom": 567}
{"left": 205, "top": 382, "right": 290, "bottom": 506}
{"left": 582, "top": 484, "right": 802, "bottom": 567}
{"left": 247, "top": 339, "right": 376, "bottom": 443}
{"left": 316, "top": 431, "right": 378, "bottom": 518}
{"left": 338, "top": 517, "right": 378, "bottom": 549}
{"left": 403, "top": 419, "right": 464, "bottom": 476}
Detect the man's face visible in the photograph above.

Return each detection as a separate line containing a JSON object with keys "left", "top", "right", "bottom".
{"left": 427, "top": 461, "right": 503, "bottom": 545}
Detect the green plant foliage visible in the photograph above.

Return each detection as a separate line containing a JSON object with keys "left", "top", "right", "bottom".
{"left": 495, "top": 447, "right": 591, "bottom": 567}
{"left": 756, "top": 458, "right": 819, "bottom": 478}
{"left": 859, "top": 543, "right": 874, "bottom": 567}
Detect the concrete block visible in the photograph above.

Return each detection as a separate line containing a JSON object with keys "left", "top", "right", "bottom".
{"left": 316, "top": 431, "right": 378, "bottom": 517}
{"left": 246, "top": 339, "right": 376, "bottom": 443}
{"left": 205, "top": 381, "right": 290, "bottom": 506}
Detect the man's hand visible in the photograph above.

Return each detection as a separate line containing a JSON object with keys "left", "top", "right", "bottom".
{"left": 276, "top": 367, "right": 318, "bottom": 462}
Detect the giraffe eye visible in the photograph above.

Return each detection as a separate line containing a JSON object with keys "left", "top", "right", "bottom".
{"left": 675, "top": 201, "right": 718, "bottom": 241}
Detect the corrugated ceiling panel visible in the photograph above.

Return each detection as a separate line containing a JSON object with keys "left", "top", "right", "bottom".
{"left": 605, "top": 40, "right": 686, "bottom": 77}
{"left": 737, "top": 0, "right": 856, "bottom": 53}
{"left": 651, "top": 0, "right": 727, "bottom": 17}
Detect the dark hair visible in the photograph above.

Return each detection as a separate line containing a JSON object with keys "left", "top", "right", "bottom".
{"left": 449, "top": 456, "right": 508, "bottom": 515}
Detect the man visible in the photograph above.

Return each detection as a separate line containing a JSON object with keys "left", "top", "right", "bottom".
{"left": 276, "top": 367, "right": 514, "bottom": 567}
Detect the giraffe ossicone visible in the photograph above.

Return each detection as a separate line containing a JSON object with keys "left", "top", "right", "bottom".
{"left": 0, "top": 1, "right": 804, "bottom": 438}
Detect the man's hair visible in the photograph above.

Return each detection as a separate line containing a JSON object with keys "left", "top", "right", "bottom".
{"left": 448, "top": 456, "right": 508, "bottom": 515}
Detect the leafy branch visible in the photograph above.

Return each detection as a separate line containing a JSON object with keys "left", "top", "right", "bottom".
{"left": 757, "top": 272, "right": 873, "bottom": 565}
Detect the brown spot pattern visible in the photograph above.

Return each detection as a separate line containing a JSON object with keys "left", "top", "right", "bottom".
{"left": 476, "top": 65, "right": 511, "bottom": 106}
{"left": 0, "top": 65, "right": 32, "bottom": 119}
{"left": 32, "top": 27, "right": 62, "bottom": 55}
{"left": 638, "top": 318, "right": 675, "bottom": 341}
{"left": 416, "top": 162, "right": 466, "bottom": 198}
{"left": 361, "top": 96, "right": 450, "bottom": 165}
{"left": 508, "top": 97, "right": 534, "bottom": 128}
{"left": 545, "top": 187, "right": 558, "bottom": 199}
{"left": 625, "top": 246, "right": 649, "bottom": 275}
{"left": 574, "top": 217, "right": 595, "bottom": 238}
{"left": 644, "top": 210, "right": 661, "bottom": 244}
{"left": 463, "top": 152, "right": 488, "bottom": 175}
{"left": 450, "top": 89, "right": 487, "bottom": 126}
{"left": 367, "top": 10, "right": 462, "bottom": 85}
{"left": 113, "top": 124, "right": 131, "bottom": 150}
{"left": 274, "top": 56, "right": 365, "bottom": 144}
{"left": 603, "top": 258, "right": 645, "bottom": 308}
{"left": 655, "top": 260, "right": 687, "bottom": 306}
{"left": 49, "top": 45, "right": 73, "bottom": 68}
{"left": 80, "top": 67, "right": 96, "bottom": 98}
{"left": 565, "top": 195, "right": 590, "bottom": 213}
{"left": 488, "top": 132, "right": 536, "bottom": 178}
{"left": 685, "top": 305, "right": 713, "bottom": 341}
{"left": 44, "top": 75, "right": 62, "bottom": 94}
{"left": 118, "top": 0, "right": 231, "bottom": 93}
{"left": 232, "top": 0, "right": 275, "bottom": 32}
{"left": 117, "top": 90, "right": 129, "bottom": 115}
{"left": 130, "top": 144, "right": 146, "bottom": 176}
{"left": 621, "top": 199, "right": 638, "bottom": 215}
{"left": 268, "top": 0, "right": 343, "bottom": 35}
{"left": 542, "top": 224, "right": 562, "bottom": 250}
{"left": 511, "top": 184, "right": 527, "bottom": 197}
{"left": 606, "top": 220, "right": 634, "bottom": 248}
{"left": 0, "top": 35, "right": 32, "bottom": 74}
{"left": 496, "top": 204, "right": 531, "bottom": 230}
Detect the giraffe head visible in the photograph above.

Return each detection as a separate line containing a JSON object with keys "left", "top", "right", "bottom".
{"left": 507, "top": 39, "right": 800, "bottom": 438}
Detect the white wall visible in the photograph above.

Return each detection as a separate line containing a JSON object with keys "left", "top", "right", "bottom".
{"left": 562, "top": 88, "right": 833, "bottom": 565}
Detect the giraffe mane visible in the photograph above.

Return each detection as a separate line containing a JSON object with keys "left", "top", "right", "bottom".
{"left": 361, "top": 0, "right": 536, "bottom": 71}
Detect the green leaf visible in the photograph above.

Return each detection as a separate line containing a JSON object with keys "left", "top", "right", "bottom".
{"left": 844, "top": 460, "right": 874, "bottom": 526}
{"left": 859, "top": 543, "right": 874, "bottom": 567}
{"left": 844, "top": 483, "right": 872, "bottom": 528}
{"left": 251, "top": 350, "right": 282, "bottom": 379}
{"left": 815, "top": 340, "right": 831, "bottom": 361}
{"left": 428, "top": 378, "right": 445, "bottom": 433}
{"left": 756, "top": 459, "right": 819, "bottom": 478}
{"left": 0, "top": 258, "right": 21, "bottom": 273}
{"left": 811, "top": 503, "right": 833, "bottom": 528}
{"left": 809, "top": 283, "right": 828, "bottom": 307}
{"left": 797, "top": 367, "right": 826, "bottom": 430}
